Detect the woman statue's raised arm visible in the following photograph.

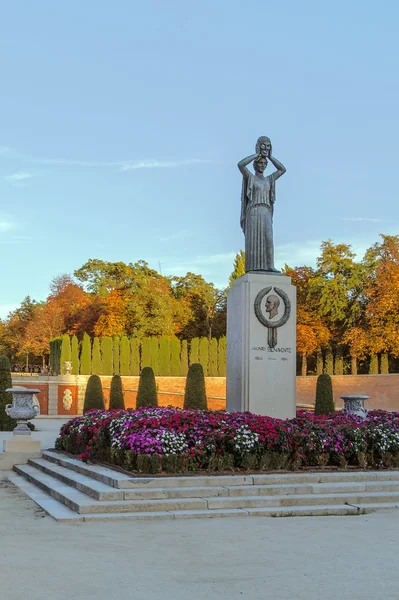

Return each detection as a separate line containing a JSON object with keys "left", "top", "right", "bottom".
{"left": 269, "top": 154, "right": 286, "bottom": 181}
{"left": 238, "top": 153, "right": 258, "bottom": 179}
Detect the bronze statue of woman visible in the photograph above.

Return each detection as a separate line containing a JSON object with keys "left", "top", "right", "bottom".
{"left": 238, "top": 136, "right": 286, "bottom": 273}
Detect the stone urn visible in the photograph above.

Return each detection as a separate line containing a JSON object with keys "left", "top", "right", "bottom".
{"left": 5, "top": 386, "right": 40, "bottom": 435}
{"left": 341, "top": 395, "right": 369, "bottom": 419}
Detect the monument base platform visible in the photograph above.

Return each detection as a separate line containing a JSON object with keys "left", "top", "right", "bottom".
{"left": 226, "top": 273, "right": 296, "bottom": 419}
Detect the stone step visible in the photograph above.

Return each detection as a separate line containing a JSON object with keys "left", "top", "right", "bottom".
{"left": 205, "top": 490, "right": 399, "bottom": 510}
{"left": 22, "top": 459, "right": 399, "bottom": 502}
{"left": 9, "top": 473, "right": 399, "bottom": 521}
{"left": 28, "top": 458, "right": 232, "bottom": 500}
{"left": 14, "top": 465, "right": 210, "bottom": 514}
{"left": 42, "top": 452, "right": 399, "bottom": 489}
{"left": 28, "top": 458, "right": 125, "bottom": 501}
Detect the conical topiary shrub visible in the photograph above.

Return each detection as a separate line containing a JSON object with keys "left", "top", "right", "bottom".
{"left": 83, "top": 375, "right": 105, "bottom": 412}
{"left": 136, "top": 367, "right": 158, "bottom": 408}
{"left": 314, "top": 373, "right": 335, "bottom": 415}
{"left": 183, "top": 363, "right": 207, "bottom": 410}
{"left": 109, "top": 375, "right": 125, "bottom": 410}
{"left": 0, "top": 356, "right": 16, "bottom": 430}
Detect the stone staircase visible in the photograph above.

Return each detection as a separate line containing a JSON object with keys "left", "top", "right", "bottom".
{"left": 8, "top": 451, "right": 399, "bottom": 521}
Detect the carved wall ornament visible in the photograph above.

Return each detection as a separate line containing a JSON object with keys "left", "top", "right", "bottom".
{"left": 254, "top": 286, "right": 291, "bottom": 348}
{"left": 62, "top": 389, "right": 73, "bottom": 411}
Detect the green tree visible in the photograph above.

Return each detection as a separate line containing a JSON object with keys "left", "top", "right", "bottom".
{"left": 0, "top": 356, "right": 16, "bottom": 430}
{"left": 159, "top": 336, "right": 171, "bottom": 376}
{"left": 130, "top": 338, "right": 140, "bottom": 376}
{"left": 229, "top": 250, "right": 246, "bottom": 286}
{"left": 141, "top": 337, "right": 152, "bottom": 368}
{"left": 218, "top": 337, "right": 226, "bottom": 377}
{"left": 184, "top": 363, "right": 208, "bottom": 410}
{"left": 91, "top": 337, "right": 102, "bottom": 375}
{"left": 314, "top": 373, "right": 335, "bottom": 415}
{"left": 101, "top": 336, "right": 113, "bottom": 375}
{"left": 60, "top": 334, "right": 71, "bottom": 374}
{"left": 80, "top": 333, "right": 92, "bottom": 375}
{"left": 180, "top": 339, "right": 189, "bottom": 376}
{"left": 136, "top": 367, "right": 158, "bottom": 408}
{"left": 71, "top": 335, "right": 80, "bottom": 375}
{"left": 150, "top": 337, "right": 159, "bottom": 375}
{"left": 190, "top": 337, "right": 199, "bottom": 365}
{"left": 170, "top": 337, "right": 181, "bottom": 377}
{"left": 113, "top": 336, "right": 120, "bottom": 375}
{"left": 172, "top": 273, "right": 226, "bottom": 339}
{"left": 199, "top": 337, "right": 209, "bottom": 376}
{"left": 109, "top": 375, "right": 125, "bottom": 409}
{"left": 120, "top": 335, "right": 130, "bottom": 376}
{"left": 83, "top": 375, "right": 105, "bottom": 412}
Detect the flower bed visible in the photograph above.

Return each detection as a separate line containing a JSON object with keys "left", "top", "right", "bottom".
{"left": 55, "top": 407, "right": 399, "bottom": 474}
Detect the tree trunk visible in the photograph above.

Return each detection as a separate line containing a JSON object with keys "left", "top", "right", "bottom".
{"left": 351, "top": 356, "right": 357, "bottom": 375}
{"left": 334, "top": 346, "right": 344, "bottom": 375}
{"left": 301, "top": 352, "right": 307, "bottom": 377}
{"left": 380, "top": 352, "right": 389, "bottom": 374}
{"left": 316, "top": 349, "right": 323, "bottom": 375}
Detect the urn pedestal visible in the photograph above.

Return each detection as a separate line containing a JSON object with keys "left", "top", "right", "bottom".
{"left": 226, "top": 273, "right": 296, "bottom": 419}
{"left": 3, "top": 387, "right": 41, "bottom": 453}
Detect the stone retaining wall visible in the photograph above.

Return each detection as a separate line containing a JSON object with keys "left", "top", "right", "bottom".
{"left": 12, "top": 374, "right": 399, "bottom": 415}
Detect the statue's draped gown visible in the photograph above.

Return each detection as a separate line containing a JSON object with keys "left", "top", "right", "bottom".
{"left": 240, "top": 173, "right": 275, "bottom": 272}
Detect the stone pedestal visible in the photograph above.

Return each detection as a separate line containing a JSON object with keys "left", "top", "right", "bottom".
{"left": 226, "top": 273, "right": 296, "bottom": 419}
{"left": 3, "top": 437, "right": 41, "bottom": 453}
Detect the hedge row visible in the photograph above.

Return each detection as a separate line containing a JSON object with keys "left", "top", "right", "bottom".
{"left": 50, "top": 335, "right": 227, "bottom": 377}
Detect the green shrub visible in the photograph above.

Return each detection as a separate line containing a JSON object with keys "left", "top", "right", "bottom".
{"left": 109, "top": 375, "right": 125, "bottom": 410}
{"left": 120, "top": 335, "right": 130, "bottom": 376}
{"left": 324, "top": 347, "right": 333, "bottom": 375}
{"left": 141, "top": 337, "right": 152, "bottom": 368}
{"left": 130, "top": 338, "right": 140, "bottom": 376}
{"left": 113, "top": 336, "right": 120, "bottom": 375}
{"left": 190, "top": 337, "right": 199, "bottom": 365}
{"left": 71, "top": 335, "right": 80, "bottom": 375}
{"left": 136, "top": 367, "right": 158, "bottom": 408}
{"left": 170, "top": 337, "right": 181, "bottom": 377}
{"left": 199, "top": 337, "right": 209, "bottom": 376}
{"left": 183, "top": 363, "right": 207, "bottom": 410}
{"left": 101, "top": 336, "right": 113, "bottom": 375}
{"left": 218, "top": 337, "right": 226, "bottom": 377}
{"left": 208, "top": 338, "right": 218, "bottom": 377}
{"left": 91, "top": 337, "right": 102, "bottom": 375}
{"left": 150, "top": 338, "right": 159, "bottom": 375}
{"left": 60, "top": 334, "right": 71, "bottom": 374}
{"left": 83, "top": 375, "right": 105, "bottom": 412}
{"left": 314, "top": 373, "right": 335, "bottom": 415}
{"left": 80, "top": 333, "right": 92, "bottom": 375}
{"left": 0, "top": 356, "right": 16, "bottom": 431}
{"left": 180, "top": 340, "right": 189, "bottom": 376}
{"left": 159, "top": 337, "right": 171, "bottom": 376}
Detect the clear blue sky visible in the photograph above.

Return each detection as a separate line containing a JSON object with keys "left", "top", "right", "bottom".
{"left": 1, "top": 0, "right": 399, "bottom": 317}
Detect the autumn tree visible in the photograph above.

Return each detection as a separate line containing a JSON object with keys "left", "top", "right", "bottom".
{"left": 229, "top": 250, "right": 246, "bottom": 286}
